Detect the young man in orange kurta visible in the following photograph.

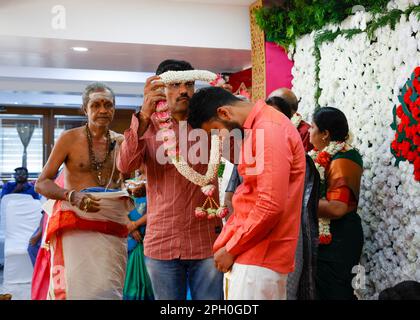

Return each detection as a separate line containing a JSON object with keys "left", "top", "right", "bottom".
{"left": 188, "top": 87, "right": 306, "bottom": 300}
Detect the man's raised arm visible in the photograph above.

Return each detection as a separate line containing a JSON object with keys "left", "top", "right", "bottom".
{"left": 117, "top": 112, "right": 150, "bottom": 174}
{"left": 117, "top": 75, "right": 166, "bottom": 174}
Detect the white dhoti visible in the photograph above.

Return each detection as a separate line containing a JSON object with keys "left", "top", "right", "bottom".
{"left": 224, "top": 263, "right": 288, "bottom": 300}
{"left": 43, "top": 191, "right": 133, "bottom": 300}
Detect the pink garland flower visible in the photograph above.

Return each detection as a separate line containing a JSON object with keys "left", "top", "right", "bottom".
{"left": 216, "top": 206, "right": 229, "bottom": 219}
{"left": 159, "top": 121, "right": 173, "bottom": 129}
{"left": 194, "top": 207, "right": 208, "bottom": 219}
{"left": 209, "top": 74, "right": 225, "bottom": 87}
{"left": 201, "top": 184, "right": 216, "bottom": 197}
{"left": 156, "top": 100, "right": 169, "bottom": 112}
{"left": 155, "top": 111, "right": 171, "bottom": 122}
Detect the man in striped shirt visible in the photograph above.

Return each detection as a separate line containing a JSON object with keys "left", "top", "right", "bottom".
{"left": 117, "top": 60, "right": 223, "bottom": 300}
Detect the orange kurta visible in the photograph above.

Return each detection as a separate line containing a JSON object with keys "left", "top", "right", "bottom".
{"left": 213, "top": 100, "right": 306, "bottom": 274}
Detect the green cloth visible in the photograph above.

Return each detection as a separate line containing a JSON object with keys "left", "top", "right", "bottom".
{"left": 123, "top": 243, "right": 154, "bottom": 300}
{"left": 332, "top": 149, "right": 363, "bottom": 168}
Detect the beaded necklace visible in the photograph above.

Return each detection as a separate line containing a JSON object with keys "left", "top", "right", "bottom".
{"left": 85, "top": 123, "right": 112, "bottom": 186}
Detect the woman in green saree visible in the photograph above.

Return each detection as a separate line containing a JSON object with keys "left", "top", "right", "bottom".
{"left": 309, "top": 107, "right": 364, "bottom": 300}
{"left": 124, "top": 181, "right": 154, "bottom": 300}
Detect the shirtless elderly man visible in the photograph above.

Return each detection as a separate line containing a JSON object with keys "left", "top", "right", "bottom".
{"left": 34, "top": 82, "right": 134, "bottom": 300}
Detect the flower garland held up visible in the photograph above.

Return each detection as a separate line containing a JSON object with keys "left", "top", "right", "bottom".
{"left": 309, "top": 139, "right": 352, "bottom": 244}
{"left": 159, "top": 70, "right": 219, "bottom": 84}
{"left": 155, "top": 70, "right": 229, "bottom": 220}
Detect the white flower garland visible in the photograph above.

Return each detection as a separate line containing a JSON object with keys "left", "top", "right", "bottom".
{"left": 291, "top": 113, "right": 303, "bottom": 128}
{"left": 170, "top": 134, "right": 221, "bottom": 187}
{"left": 155, "top": 69, "right": 229, "bottom": 219}
{"left": 159, "top": 70, "right": 218, "bottom": 84}
{"left": 309, "top": 140, "right": 351, "bottom": 244}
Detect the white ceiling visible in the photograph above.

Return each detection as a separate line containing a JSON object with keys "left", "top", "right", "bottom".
{"left": 0, "top": 36, "right": 251, "bottom": 73}
{"left": 168, "top": 0, "right": 255, "bottom": 5}
{"left": 0, "top": 0, "right": 253, "bottom": 109}
{"left": 0, "top": 0, "right": 252, "bottom": 50}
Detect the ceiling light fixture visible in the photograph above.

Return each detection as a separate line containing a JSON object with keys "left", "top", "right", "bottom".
{"left": 72, "top": 47, "right": 89, "bottom": 52}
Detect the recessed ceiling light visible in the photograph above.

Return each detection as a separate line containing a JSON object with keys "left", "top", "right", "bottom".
{"left": 72, "top": 47, "right": 89, "bottom": 52}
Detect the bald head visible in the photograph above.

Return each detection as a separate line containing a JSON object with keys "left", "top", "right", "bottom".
{"left": 268, "top": 88, "right": 298, "bottom": 113}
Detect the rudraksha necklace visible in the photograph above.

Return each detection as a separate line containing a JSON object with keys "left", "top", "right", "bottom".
{"left": 85, "top": 123, "right": 112, "bottom": 186}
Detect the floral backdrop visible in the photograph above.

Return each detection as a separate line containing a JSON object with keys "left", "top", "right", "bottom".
{"left": 289, "top": 0, "right": 420, "bottom": 299}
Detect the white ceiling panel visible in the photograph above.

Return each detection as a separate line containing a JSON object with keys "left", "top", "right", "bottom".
{"left": 0, "top": 1, "right": 253, "bottom": 108}
{"left": 0, "top": 36, "right": 251, "bottom": 73}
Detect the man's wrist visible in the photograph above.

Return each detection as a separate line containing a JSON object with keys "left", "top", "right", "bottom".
{"left": 64, "top": 189, "right": 76, "bottom": 203}
{"left": 63, "top": 189, "right": 70, "bottom": 201}
{"left": 224, "top": 244, "right": 236, "bottom": 258}
{"left": 137, "top": 110, "right": 151, "bottom": 123}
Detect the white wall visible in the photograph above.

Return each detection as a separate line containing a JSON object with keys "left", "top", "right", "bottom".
{"left": 0, "top": 0, "right": 251, "bottom": 50}
{"left": 290, "top": 1, "right": 420, "bottom": 299}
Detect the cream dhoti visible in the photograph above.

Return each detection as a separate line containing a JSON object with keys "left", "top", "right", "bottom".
{"left": 42, "top": 190, "right": 133, "bottom": 300}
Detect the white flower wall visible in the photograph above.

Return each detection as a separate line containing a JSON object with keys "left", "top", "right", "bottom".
{"left": 290, "top": 1, "right": 420, "bottom": 299}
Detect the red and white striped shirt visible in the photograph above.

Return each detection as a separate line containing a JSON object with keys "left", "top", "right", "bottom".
{"left": 118, "top": 114, "right": 222, "bottom": 260}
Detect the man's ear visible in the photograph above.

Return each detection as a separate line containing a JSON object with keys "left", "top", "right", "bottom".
{"left": 216, "top": 106, "right": 231, "bottom": 121}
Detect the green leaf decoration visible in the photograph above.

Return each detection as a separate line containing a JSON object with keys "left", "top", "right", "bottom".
{"left": 254, "top": 0, "right": 395, "bottom": 49}
{"left": 411, "top": 91, "right": 419, "bottom": 102}
{"left": 390, "top": 105, "right": 397, "bottom": 130}
{"left": 401, "top": 102, "right": 418, "bottom": 125}
{"left": 398, "top": 94, "right": 405, "bottom": 106}
{"left": 254, "top": 2, "right": 420, "bottom": 182}
{"left": 286, "top": 25, "right": 295, "bottom": 38}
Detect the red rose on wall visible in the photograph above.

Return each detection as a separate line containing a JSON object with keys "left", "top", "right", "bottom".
{"left": 407, "top": 151, "right": 416, "bottom": 162}
{"left": 391, "top": 66, "right": 420, "bottom": 182}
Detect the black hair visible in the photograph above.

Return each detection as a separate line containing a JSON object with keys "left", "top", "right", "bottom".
{"left": 155, "top": 59, "right": 194, "bottom": 75}
{"left": 187, "top": 86, "right": 242, "bottom": 129}
{"left": 266, "top": 96, "right": 292, "bottom": 119}
{"left": 82, "top": 82, "right": 115, "bottom": 111}
{"left": 378, "top": 281, "right": 420, "bottom": 300}
{"left": 312, "top": 107, "right": 349, "bottom": 141}
{"left": 14, "top": 167, "right": 28, "bottom": 173}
